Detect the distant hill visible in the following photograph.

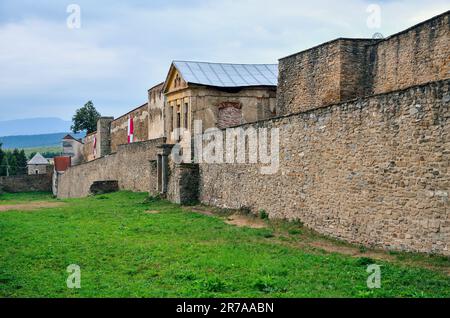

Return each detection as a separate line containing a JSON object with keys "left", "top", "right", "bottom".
{"left": 0, "top": 132, "right": 85, "bottom": 149}
{"left": 0, "top": 117, "right": 72, "bottom": 137}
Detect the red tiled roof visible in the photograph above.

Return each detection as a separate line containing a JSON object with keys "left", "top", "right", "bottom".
{"left": 54, "top": 156, "right": 71, "bottom": 172}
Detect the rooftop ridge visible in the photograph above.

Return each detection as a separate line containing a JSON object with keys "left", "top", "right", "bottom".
{"left": 171, "top": 61, "right": 278, "bottom": 88}
{"left": 172, "top": 60, "right": 278, "bottom": 66}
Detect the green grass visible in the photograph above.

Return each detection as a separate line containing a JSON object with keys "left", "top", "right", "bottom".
{"left": 22, "top": 146, "right": 61, "bottom": 157}
{"left": 0, "top": 192, "right": 54, "bottom": 205}
{"left": 0, "top": 192, "right": 448, "bottom": 298}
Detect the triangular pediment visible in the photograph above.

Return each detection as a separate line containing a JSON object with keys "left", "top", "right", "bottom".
{"left": 163, "top": 64, "right": 188, "bottom": 94}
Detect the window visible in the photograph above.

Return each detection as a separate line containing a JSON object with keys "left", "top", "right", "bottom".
{"left": 184, "top": 103, "right": 189, "bottom": 129}
{"left": 176, "top": 105, "right": 181, "bottom": 142}
{"left": 174, "top": 74, "right": 181, "bottom": 88}
{"left": 168, "top": 105, "right": 173, "bottom": 133}
{"left": 176, "top": 105, "right": 181, "bottom": 129}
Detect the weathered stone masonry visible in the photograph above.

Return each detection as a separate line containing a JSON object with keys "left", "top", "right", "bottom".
{"left": 0, "top": 173, "right": 53, "bottom": 193}
{"left": 57, "top": 138, "right": 165, "bottom": 198}
{"left": 111, "top": 104, "right": 149, "bottom": 153}
{"left": 199, "top": 80, "right": 449, "bottom": 255}
{"left": 56, "top": 12, "right": 449, "bottom": 255}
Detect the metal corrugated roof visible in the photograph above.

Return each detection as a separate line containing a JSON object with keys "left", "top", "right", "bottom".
{"left": 173, "top": 61, "right": 278, "bottom": 87}
{"left": 28, "top": 153, "right": 49, "bottom": 165}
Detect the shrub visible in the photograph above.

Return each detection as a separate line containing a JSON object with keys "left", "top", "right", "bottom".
{"left": 359, "top": 245, "right": 368, "bottom": 253}
{"left": 356, "top": 257, "right": 375, "bottom": 266}
{"left": 198, "top": 277, "right": 227, "bottom": 292}
{"left": 259, "top": 210, "right": 269, "bottom": 220}
{"left": 142, "top": 195, "right": 161, "bottom": 204}
{"left": 258, "top": 230, "right": 275, "bottom": 239}
{"left": 239, "top": 206, "right": 252, "bottom": 215}
{"left": 253, "top": 276, "right": 286, "bottom": 293}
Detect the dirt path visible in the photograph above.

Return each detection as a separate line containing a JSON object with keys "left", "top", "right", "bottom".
{"left": 184, "top": 205, "right": 449, "bottom": 275}
{"left": 225, "top": 214, "right": 267, "bottom": 229}
{"left": 184, "top": 206, "right": 267, "bottom": 229}
{"left": 0, "top": 201, "right": 64, "bottom": 212}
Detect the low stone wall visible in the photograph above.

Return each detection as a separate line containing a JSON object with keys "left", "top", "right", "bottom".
{"left": 0, "top": 173, "right": 53, "bottom": 193}
{"left": 57, "top": 138, "right": 165, "bottom": 198}
{"left": 198, "top": 80, "right": 449, "bottom": 255}
{"left": 167, "top": 163, "right": 199, "bottom": 204}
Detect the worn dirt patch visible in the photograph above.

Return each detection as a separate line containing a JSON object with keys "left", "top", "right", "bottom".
{"left": 305, "top": 240, "right": 449, "bottom": 275}
{"left": 0, "top": 201, "right": 64, "bottom": 212}
{"left": 309, "top": 240, "right": 395, "bottom": 262}
{"left": 225, "top": 215, "right": 267, "bottom": 229}
{"left": 184, "top": 205, "right": 449, "bottom": 275}
{"left": 183, "top": 207, "right": 215, "bottom": 217}
{"left": 145, "top": 210, "right": 160, "bottom": 215}
{"left": 185, "top": 206, "right": 267, "bottom": 229}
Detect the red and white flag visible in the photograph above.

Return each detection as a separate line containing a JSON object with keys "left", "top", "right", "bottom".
{"left": 127, "top": 117, "right": 134, "bottom": 143}
{"left": 93, "top": 136, "right": 97, "bottom": 157}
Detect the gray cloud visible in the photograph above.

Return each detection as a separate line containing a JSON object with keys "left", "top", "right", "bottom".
{"left": 0, "top": 0, "right": 448, "bottom": 121}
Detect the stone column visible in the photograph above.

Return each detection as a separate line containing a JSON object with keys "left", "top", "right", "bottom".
{"left": 173, "top": 163, "right": 199, "bottom": 205}
{"left": 156, "top": 155, "right": 163, "bottom": 193}
{"left": 157, "top": 144, "right": 174, "bottom": 195}
{"left": 161, "top": 155, "right": 168, "bottom": 194}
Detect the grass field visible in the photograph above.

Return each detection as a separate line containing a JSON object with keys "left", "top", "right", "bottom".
{"left": 0, "top": 192, "right": 448, "bottom": 298}
{"left": 21, "top": 146, "right": 61, "bottom": 157}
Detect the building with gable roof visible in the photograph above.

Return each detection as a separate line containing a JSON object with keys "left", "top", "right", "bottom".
{"left": 62, "top": 134, "right": 84, "bottom": 165}
{"left": 163, "top": 61, "right": 278, "bottom": 144}
{"left": 27, "top": 153, "right": 50, "bottom": 175}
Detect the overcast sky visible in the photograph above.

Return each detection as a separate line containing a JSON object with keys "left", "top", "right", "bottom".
{"left": 0, "top": 0, "right": 448, "bottom": 121}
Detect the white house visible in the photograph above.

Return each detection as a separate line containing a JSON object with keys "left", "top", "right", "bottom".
{"left": 27, "top": 153, "right": 50, "bottom": 175}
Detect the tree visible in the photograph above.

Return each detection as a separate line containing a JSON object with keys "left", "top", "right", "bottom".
{"left": 16, "top": 150, "right": 28, "bottom": 175}
{"left": 0, "top": 143, "right": 4, "bottom": 168}
{"left": 71, "top": 101, "right": 101, "bottom": 134}
{"left": 0, "top": 143, "right": 4, "bottom": 176}
{"left": 0, "top": 148, "right": 31, "bottom": 176}
{"left": 0, "top": 156, "right": 7, "bottom": 176}
{"left": 8, "top": 154, "right": 18, "bottom": 176}
{"left": 0, "top": 152, "right": 17, "bottom": 176}
{"left": 41, "top": 151, "right": 61, "bottom": 159}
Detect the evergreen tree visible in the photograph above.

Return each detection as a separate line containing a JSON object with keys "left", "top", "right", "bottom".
{"left": 0, "top": 156, "right": 6, "bottom": 176}
{"left": 8, "top": 154, "right": 18, "bottom": 176}
{"left": 16, "top": 150, "right": 28, "bottom": 175}
{"left": 0, "top": 153, "right": 13, "bottom": 176}
{"left": 0, "top": 143, "right": 4, "bottom": 171}
{"left": 0, "top": 143, "right": 4, "bottom": 176}
{"left": 0, "top": 148, "right": 29, "bottom": 176}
